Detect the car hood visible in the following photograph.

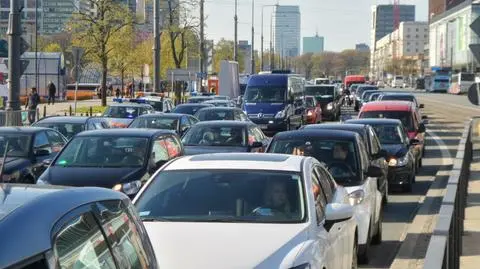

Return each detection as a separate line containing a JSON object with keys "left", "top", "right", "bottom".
{"left": 243, "top": 103, "right": 286, "bottom": 114}
{"left": 41, "top": 166, "right": 145, "bottom": 188}
{"left": 184, "top": 145, "right": 249, "bottom": 155}
{"left": 381, "top": 144, "right": 408, "bottom": 158}
{"left": 143, "top": 222, "right": 309, "bottom": 269}
{"left": 1, "top": 157, "right": 31, "bottom": 174}
{"left": 315, "top": 95, "right": 334, "bottom": 104}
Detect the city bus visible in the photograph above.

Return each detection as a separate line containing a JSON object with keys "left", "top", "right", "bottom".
{"left": 448, "top": 72, "right": 475, "bottom": 94}
{"left": 426, "top": 68, "right": 451, "bottom": 93}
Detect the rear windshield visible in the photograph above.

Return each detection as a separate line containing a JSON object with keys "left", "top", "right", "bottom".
{"left": 360, "top": 111, "right": 415, "bottom": 131}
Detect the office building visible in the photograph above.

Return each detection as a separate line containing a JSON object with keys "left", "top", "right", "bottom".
{"left": 275, "top": 5, "right": 301, "bottom": 57}
{"left": 370, "top": 4, "right": 415, "bottom": 77}
{"left": 356, "top": 43, "right": 370, "bottom": 52}
{"left": 42, "top": 0, "right": 77, "bottom": 34}
{"left": 372, "top": 21, "right": 428, "bottom": 78}
{"left": 238, "top": 40, "right": 252, "bottom": 74}
{"left": 303, "top": 35, "right": 324, "bottom": 54}
{"left": 139, "top": 0, "right": 179, "bottom": 32}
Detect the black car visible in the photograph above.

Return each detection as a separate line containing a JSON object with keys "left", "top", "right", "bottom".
{"left": 103, "top": 103, "right": 155, "bottom": 128}
{"left": 181, "top": 120, "right": 269, "bottom": 155}
{"left": 346, "top": 118, "right": 418, "bottom": 192}
{"left": 355, "top": 86, "right": 378, "bottom": 111}
{"left": 0, "top": 127, "right": 67, "bottom": 184}
{"left": 194, "top": 107, "right": 250, "bottom": 122}
{"left": 0, "top": 184, "right": 158, "bottom": 269}
{"left": 128, "top": 113, "right": 199, "bottom": 136}
{"left": 302, "top": 123, "right": 389, "bottom": 203}
{"left": 369, "top": 91, "right": 383, "bottom": 102}
{"left": 188, "top": 96, "right": 215, "bottom": 103}
{"left": 171, "top": 103, "right": 214, "bottom": 115}
{"left": 378, "top": 92, "right": 424, "bottom": 109}
{"left": 360, "top": 90, "right": 379, "bottom": 108}
{"left": 37, "top": 129, "right": 184, "bottom": 197}
{"left": 304, "top": 84, "right": 342, "bottom": 121}
{"left": 32, "top": 116, "right": 110, "bottom": 140}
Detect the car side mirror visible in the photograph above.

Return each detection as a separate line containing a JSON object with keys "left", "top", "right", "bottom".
{"left": 250, "top": 141, "right": 263, "bottom": 149}
{"left": 34, "top": 149, "right": 51, "bottom": 157}
{"left": 366, "top": 165, "right": 383, "bottom": 178}
{"left": 418, "top": 123, "right": 426, "bottom": 133}
{"left": 410, "top": 138, "right": 420, "bottom": 146}
{"left": 324, "top": 203, "right": 354, "bottom": 231}
{"left": 419, "top": 104, "right": 425, "bottom": 109}
{"left": 42, "top": 159, "right": 52, "bottom": 167}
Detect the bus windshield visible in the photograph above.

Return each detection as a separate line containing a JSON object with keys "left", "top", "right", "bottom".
{"left": 461, "top": 73, "right": 475, "bottom": 81}
{"left": 244, "top": 86, "right": 286, "bottom": 103}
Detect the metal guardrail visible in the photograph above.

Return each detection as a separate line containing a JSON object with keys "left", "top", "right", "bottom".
{"left": 423, "top": 119, "right": 473, "bottom": 269}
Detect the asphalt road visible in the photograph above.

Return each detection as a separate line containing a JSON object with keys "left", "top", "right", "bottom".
{"left": 343, "top": 88, "right": 475, "bottom": 269}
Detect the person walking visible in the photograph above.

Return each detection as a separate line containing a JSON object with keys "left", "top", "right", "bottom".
{"left": 47, "top": 81, "right": 56, "bottom": 105}
{"left": 25, "top": 87, "right": 40, "bottom": 124}
{"left": 115, "top": 88, "right": 121, "bottom": 98}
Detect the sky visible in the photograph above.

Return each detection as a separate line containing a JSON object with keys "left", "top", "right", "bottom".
{"left": 203, "top": 0, "right": 428, "bottom": 52}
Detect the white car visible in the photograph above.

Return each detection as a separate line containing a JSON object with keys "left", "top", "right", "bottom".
{"left": 376, "top": 81, "right": 385, "bottom": 88}
{"left": 391, "top": 76, "right": 404, "bottom": 88}
{"left": 266, "top": 130, "right": 384, "bottom": 264}
{"left": 134, "top": 153, "right": 358, "bottom": 269}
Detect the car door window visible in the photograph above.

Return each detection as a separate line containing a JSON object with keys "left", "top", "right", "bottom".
{"left": 357, "top": 138, "right": 369, "bottom": 172}
{"left": 54, "top": 212, "right": 116, "bottom": 269}
{"left": 95, "top": 200, "right": 151, "bottom": 269}
{"left": 369, "top": 128, "right": 381, "bottom": 156}
{"left": 314, "top": 166, "right": 334, "bottom": 203}
{"left": 47, "top": 131, "right": 65, "bottom": 152}
{"left": 151, "top": 137, "right": 170, "bottom": 164}
{"left": 165, "top": 136, "right": 182, "bottom": 158}
{"left": 247, "top": 126, "right": 259, "bottom": 144}
{"left": 180, "top": 116, "right": 190, "bottom": 131}
{"left": 188, "top": 116, "right": 199, "bottom": 125}
{"left": 34, "top": 131, "right": 52, "bottom": 154}
{"left": 311, "top": 170, "right": 327, "bottom": 224}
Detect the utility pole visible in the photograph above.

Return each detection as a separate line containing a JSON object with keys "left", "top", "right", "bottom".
{"left": 200, "top": 0, "right": 206, "bottom": 88}
{"left": 153, "top": 0, "right": 161, "bottom": 91}
{"left": 35, "top": 0, "right": 38, "bottom": 94}
{"left": 251, "top": 0, "right": 255, "bottom": 74}
{"left": 6, "top": 0, "right": 21, "bottom": 126}
{"left": 270, "top": 13, "right": 274, "bottom": 70}
{"left": 234, "top": 0, "right": 238, "bottom": 61}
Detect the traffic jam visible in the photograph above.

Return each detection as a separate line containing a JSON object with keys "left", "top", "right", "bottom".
{"left": 0, "top": 72, "right": 429, "bottom": 269}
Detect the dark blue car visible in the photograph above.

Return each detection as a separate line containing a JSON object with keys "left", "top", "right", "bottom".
{"left": 32, "top": 116, "right": 110, "bottom": 139}
{"left": 0, "top": 184, "right": 158, "bottom": 269}
{"left": 37, "top": 129, "right": 184, "bottom": 197}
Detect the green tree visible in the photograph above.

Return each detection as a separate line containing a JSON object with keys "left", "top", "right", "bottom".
{"left": 109, "top": 25, "right": 135, "bottom": 93}
{"left": 43, "top": 43, "right": 62, "bottom": 53}
{"left": 213, "top": 39, "right": 245, "bottom": 73}
{"left": 69, "top": 0, "right": 133, "bottom": 106}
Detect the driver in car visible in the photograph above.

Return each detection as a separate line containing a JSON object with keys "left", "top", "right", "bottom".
{"left": 122, "top": 141, "right": 147, "bottom": 165}
{"left": 328, "top": 142, "right": 355, "bottom": 177}
{"left": 253, "top": 180, "right": 292, "bottom": 218}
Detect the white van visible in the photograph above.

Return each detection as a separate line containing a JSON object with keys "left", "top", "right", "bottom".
{"left": 391, "top": 76, "right": 404, "bottom": 88}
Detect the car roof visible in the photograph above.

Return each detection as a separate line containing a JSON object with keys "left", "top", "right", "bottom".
{"left": 360, "top": 101, "right": 414, "bottom": 112}
{"left": 109, "top": 103, "right": 152, "bottom": 107}
{"left": 380, "top": 92, "right": 415, "bottom": 98}
{"left": 176, "top": 103, "right": 214, "bottom": 107}
{"left": 204, "top": 100, "right": 231, "bottom": 103}
{"left": 0, "top": 184, "right": 127, "bottom": 269}
{"left": 76, "top": 128, "right": 174, "bottom": 137}
{"left": 34, "top": 116, "right": 92, "bottom": 124}
{"left": 0, "top": 127, "right": 52, "bottom": 134}
{"left": 196, "top": 107, "right": 241, "bottom": 112}
{"left": 346, "top": 118, "right": 402, "bottom": 126}
{"left": 192, "top": 120, "right": 253, "bottom": 127}
{"left": 303, "top": 123, "right": 368, "bottom": 136}
{"left": 274, "top": 129, "right": 359, "bottom": 141}
{"left": 163, "top": 153, "right": 307, "bottom": 172}
{"left": 135, "top": 113, "right": 186, "bottom": 119}
{"left": 305, "top": 84, "right": 336, "bottom": 87}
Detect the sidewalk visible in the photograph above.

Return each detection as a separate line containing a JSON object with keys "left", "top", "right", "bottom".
{"left": 39, "top": 98, "right": 112, "bottom": 116}
{"left": 461, "top": 142, "right": 480, "bottom": 268}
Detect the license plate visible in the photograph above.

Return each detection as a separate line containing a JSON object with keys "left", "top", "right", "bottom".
{"left": 258, "top": 124, "right": 268, "bottom": 129}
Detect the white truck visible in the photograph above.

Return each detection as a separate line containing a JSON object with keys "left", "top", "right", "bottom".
{"left": 218, "top": 60, "right": 240, "bottom": 99}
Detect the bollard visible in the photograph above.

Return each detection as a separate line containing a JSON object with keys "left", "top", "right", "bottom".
{"left": 43, "top": 106, "right": 46, "bottom": 118}
{"left": 90, "top": 106, "right": 93, "bottom": 117}
{"left": 69, "top": 105, "right": 72, "bottom": 116}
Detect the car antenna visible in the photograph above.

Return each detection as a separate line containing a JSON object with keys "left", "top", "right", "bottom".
{"left": 0, "top": 140, "right": 9, "bottom": 183}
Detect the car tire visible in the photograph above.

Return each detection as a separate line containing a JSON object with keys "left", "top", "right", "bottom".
{"left": 372, "top": 212, "right": 382, "bottom": 245}
{"left": 419, "top": 157, "right": 423, "bottom": 168}
{"left": 358, "top": 228, "right": 370, "bottom": 264}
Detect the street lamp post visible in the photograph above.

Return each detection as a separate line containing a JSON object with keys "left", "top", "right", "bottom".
{"left": 234, "top": 0, "right": 238, "bottom": 61}
{"left": 251, "top": 0, "right": 255, "bottom": 74}
{"left": 6, "top": 0, "right": 21, "bottom": 126}
{"left": 261, "top": 4, "right": 277, "bottom": 71}
{"left": 270, "top": 12, "right": 274, "bottom": 70}
{"left": 153, "top": 0, "right": 161, "bottom": 92}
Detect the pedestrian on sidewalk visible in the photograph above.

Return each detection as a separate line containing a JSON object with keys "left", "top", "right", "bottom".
{"left": 47, "top": 81, "right": 56, "bottom": 105}
{"left": 25, "top": 87, "right": 40, "bottom": 124}
{"left": 115, "top": 88, "right": 120, "bottom": 98}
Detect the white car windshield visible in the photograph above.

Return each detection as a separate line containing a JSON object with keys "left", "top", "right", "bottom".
{"left": 135, "top": 170, "right": 306, "bottom": 223}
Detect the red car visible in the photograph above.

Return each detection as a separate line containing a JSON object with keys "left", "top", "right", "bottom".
{"left": 304, "top": 95, "right": 322, "bottom": 124}
{"left": 358, "top": 100, "right": 426, "bottom": 167}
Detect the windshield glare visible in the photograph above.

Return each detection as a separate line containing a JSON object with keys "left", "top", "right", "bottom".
{"left": 244, "top": 87, "right": 286, "bottom": 103}
{"left": 371, "top": 125, "right": 405, "bottom": 145}
{"left": 0, "top": 134, "right": 31, "bottom": 157}
{"left": 129, "top": 117, "right": 177, "bottom": 130}
{"left": 54, "top": 137, "right": 149, "bottom": 168}
{"left": 360, "top": 111, "right": 414, "bottom": 131}
{"left": 195, "top": 110, "right": 235, "bottom": 121}
{"left": 135, "top": 170, "right": 305, "bottom": 223}
{"left": 35, "top": 123, "right": 84, "bottom": 139}
{"left": 103, "top": 106, "right": 142, "bottom": 118}
{"left": 182, "top": 126, "right": 246, "bottom": 146}
{"left": 267, "top": 139, "right": 360, "bottom": 184}
{"left": 305, "top": 86, "right": 334, "bottom": 96}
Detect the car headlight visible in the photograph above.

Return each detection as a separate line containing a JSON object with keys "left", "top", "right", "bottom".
{"left": 290, "top": 263, "right": 311, "bottom": 269}
{"left": 307, "top": 110, "right": 313, "bottom": 116}
{"left": 275, "top": 110, "right": 286, "bottom": 119}
{"left": 326, "top": 103, "right": 333, "bottom": 110}
{"left": 113, "top": 180, "right": 142, "bottom": 195}
{"left": 2, "top": 171, "right": 20, "bottom": 182}
{"left": 348, "top": 189, "right": 365, "bottom": 206}
{"left": 388, "top": 154, "right": 409, "bottom": 167}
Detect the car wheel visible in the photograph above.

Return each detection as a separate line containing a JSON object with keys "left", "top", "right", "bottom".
{"left": 372, "top": 212, "right": 383, "bottom": 245}
{"left": 419, "top": 157, "right": 423, "bottom": 168}
{"left": 352, "top": 238, "right": 359, "bottom": 269}
{"left": 358, "top": 227, "right": 370, "bottom": 264}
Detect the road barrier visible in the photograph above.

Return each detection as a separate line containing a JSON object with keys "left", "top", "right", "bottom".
{"left": 423, "top": 119, "right": 473, "bottom": 269}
